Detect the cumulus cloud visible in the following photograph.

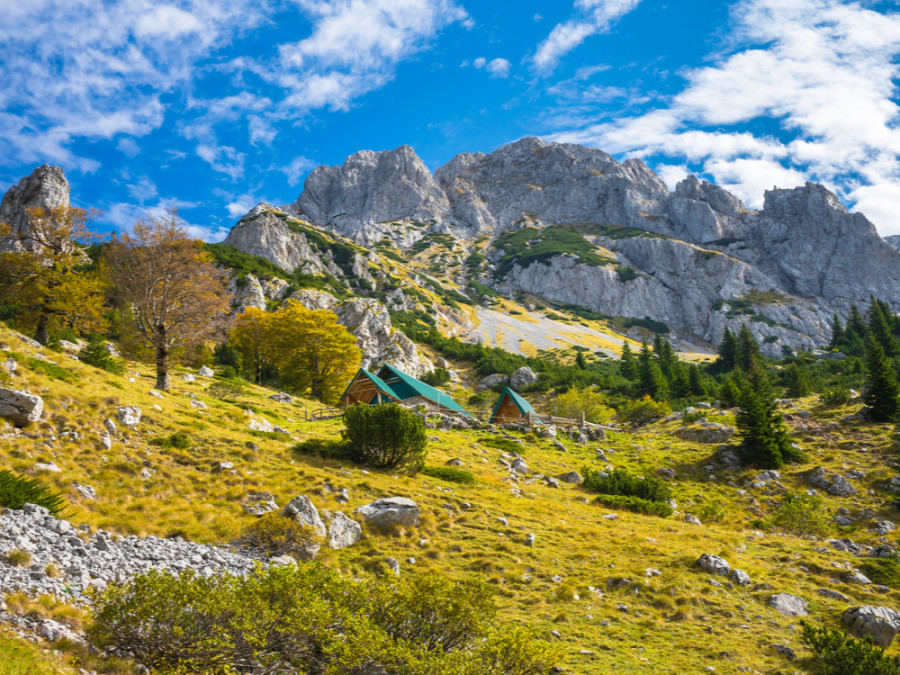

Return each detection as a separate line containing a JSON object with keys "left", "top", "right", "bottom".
{"left": 534, "top": 0, "right": 641, "bottom": 74}
{"left": 547, "top": 0, "right": 900, "bottom": 234}
{"left": 468, "top": 56, "right": 511, "bottom": 78}
{"left": 274, "top": 0, "right": 469, "bottom": 113}
{"left": 281, "top": 156, "right": 318, "bottom": 186}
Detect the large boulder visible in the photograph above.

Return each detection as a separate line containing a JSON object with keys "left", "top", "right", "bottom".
{"left": 355, "top": 497, "right": 420, "bottom": 530}
{"left": 328, "top": 512, "right": 362, "bottom": 550}
{"left": 843, "top": 606, "right": 900, "bottom": 647}
{"left": 675, "top": 423, "right": 735, "bottom": 444}
{"left": 0, "top": 387, "right": 43, "bottom": 426}
{"left": 509, "top": 366, "right": 538, "bottom": 391}
{"left": 769, "top": 593, "right": 808, "bottom": 617}
{"left": 476, "top": 373, "right": 509, "bottom": 393}
{"left": 698, "top": 554, "right": 731, "bottom": 576}
{"left": 282, "top": 495, "right": 327, "bottom": 539}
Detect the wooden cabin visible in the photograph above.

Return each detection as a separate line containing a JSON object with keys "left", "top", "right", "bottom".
{"left": 489, "top": 386, "right": 535, "bottom": 424}
{"left": 340, "top": 364, "right": 469, "bottom": 416}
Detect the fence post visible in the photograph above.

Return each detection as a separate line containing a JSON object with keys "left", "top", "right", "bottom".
{"left": 581, "top": 410, "right": 586, "bottom": 429}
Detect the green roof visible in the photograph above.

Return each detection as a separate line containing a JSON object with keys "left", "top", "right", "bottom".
{"left": 490, "top": 386, "right": 535, "bottom": 423}
{"left": 339, "top": 368, "right": 401, "bottom": 404}
{"left": 376, "top": 364, "right": 469, "bottom": 415}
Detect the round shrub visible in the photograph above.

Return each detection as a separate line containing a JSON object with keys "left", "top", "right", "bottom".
{"left": 342, "top": 403, "right": 427, "bottom": 470}
{"left": 770, "top": 492, "right": 833, "bottom": 538}
{"left": 235, "top": 512, "right": 322, "bottom": 559}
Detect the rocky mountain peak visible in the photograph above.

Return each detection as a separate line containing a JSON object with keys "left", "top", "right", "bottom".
{"left": 295, "top": 144, "right": 451, "bottom": 241}
{"left": 0, "top": 164, "right": 70, "bottom": 251}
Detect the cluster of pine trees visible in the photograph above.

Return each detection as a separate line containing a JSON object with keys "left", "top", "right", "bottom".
{"left": 619, "top": 335, "right": 708, "bottom": 402}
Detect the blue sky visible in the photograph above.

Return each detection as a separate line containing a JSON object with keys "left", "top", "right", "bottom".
{"left": 2, "top": 0, "right": 900, "bottom": 239}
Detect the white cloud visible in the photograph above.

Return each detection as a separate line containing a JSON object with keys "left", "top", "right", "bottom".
{"left": 473, "top": 57, "right": 487, "bottom": 69}
{"left": 546, "top": 0, "right": 900, "bottom": 234}
{"left": 196, "top": 143, "right": 246, "bottom": 180}
{"left": 534, "top": 0, "right": 641, "bottom": 74}
{"left": 486, "top": 58, "right": 511, "bottom": 78}
{"left": 273, "top": 0, "right": 468, "bottom": 113}
{"left": 656, "top": 164, "right": 690, "bottom": 191}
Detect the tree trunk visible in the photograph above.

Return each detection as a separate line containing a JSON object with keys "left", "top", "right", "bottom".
{"left": 35, "top": 313, "right": 49, "bottom": 346}
{"left": 155, "top": 342, "right": 170, "bottom": 391}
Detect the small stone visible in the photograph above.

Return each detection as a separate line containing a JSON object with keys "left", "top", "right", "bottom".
{"left": 198, "top": 366, "right": 214, "bottom": 377}
{"left": 385, "top": 557, "right": 400, "bottom": 576}
{"left": 769, "top": 593, "right": 808, "bottom": 617}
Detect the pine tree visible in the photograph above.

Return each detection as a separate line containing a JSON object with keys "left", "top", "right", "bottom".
{"left": 638, "top": 340, "right": 668, "bottom": 400}
{"left": 653, "top": 334, "right": 677, "bottom": 382}
{"left": 712, "top": 327, "right": 737, "bottom": 373}
{"left": 77, "top": 334, "right": 122, "bottom": 374}
{"left": 845, "top": 305, "right": 868, "bottom": 356}
{"left": 828, "top": 314, "right": 845, "bottom": 351}
{"left": 671, "top": 363, "right": 691, "bottom": 398}
{"left": 737, "top": 364, "right": 797, "bottom": 469}
{"left": 619, "top": 343, "right": 639, "bottom": 381}
{"left": 783, "top": 362, "right": 811, "bottom": 398}
{"left": 688, "top": 364, "right": 707, "bottom": 398}
{"left": 718, "top": 375, "right": 742, "bottom": 408}
{"left": 735, "top": 324, "right": 762, "bottom": 372}
{"left": 575, "top": 350, "right": 588, "bottom": 370}
{"left": 867, "top": 297, "right": 900, "bottom": 357}
{"left": 863, "top": 334, "right": 900, "bottom": 422}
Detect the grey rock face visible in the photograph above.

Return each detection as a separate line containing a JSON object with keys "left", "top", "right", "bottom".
{"left": 0, "top": 165, "right": 70, "bottom": 252}
{"left": 769, "top": 593, "right": 809, "bottom": 617}
{"left": 244, "top": 492, "right": 278, "bottom": 517}
{"left": 355, "top": 497, "right": 420, "bottom": 530}
{"left": 281, "top": 496, "right": 327, "bottom": 539}
{"left": 843, "top": 606, "right": 900, "bottom": 647}
{"left": 297, "top": 145, "right": 452, "bottom": 244}
{"left": 0, "top": 387, "right": 43, "bottom": 426}
{"left": 116, "top": 406, "right": 141, "bottom": 429}
{"left": 328, "top": 512, "right": 362, "bottom": 550}
{"left": 509, "top": 366, "right": 538, "bottom": 391}
{"left": 223, "top": 204, "right": 330, "bottom": 274}
{"left": 228, "top": 274, "right": 267, "bottom": 312}
{"left": 675, "top": 423, "right": 734, "bottom": 444}
{"left": 698, "top": 554, "right": 731, "bottom": 576}
{"left": 476, "top": 373, "right": 509, "bottom": 393}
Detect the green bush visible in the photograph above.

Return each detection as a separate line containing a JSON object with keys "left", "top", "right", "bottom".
{"left": 0, "top": 469, "right": 65, "bottom": 515}
{"left": 235, "top": 513, "right": 323, "bottom": 558}
{"left": 422, "top": 368, "right": 451, "bottom": 386}
{"left": 422, "top": 465, "right": 476, "bottom": 485}
{"left": 770, "top": 492, "right": 833, "bottom": 538}
{"left": 616, "top": 397, "right": 672, "bottom": 426}
{"left": 821, "top": 387, "right": 852, "bottom": 406}
{"left": 861, "top": 558, "right": 900, "bottom": 588}
{"left": 800, "top": 620, "right": 900, "bottom": 675}
{"left": 342, "top": 403, "right": 427, "bottom": 470}
{"left": 25, "top": 358, "right": 77, "bottom": 383}
{"left": 582, "top": 467, "right": 673, "bottom": 503}
{"left": 593, "top": 495, "right": 673, "bottom": 517}
{"left": 150, "top": 432, "right": 192, "bottom": 450}
{"left": 291, "top": 437, "right": 350, "bottom": 461}
{"left": 77, "top": 335, "right": 124, "bottom": 374}
{"left": 479, "top": 436, "right": 526, "bottom": 453}
{"left": 552, "top": 386, "right": 614, "bottom": 424}
{"left": 87, "top": 565, "right": 561, "bottom": 675}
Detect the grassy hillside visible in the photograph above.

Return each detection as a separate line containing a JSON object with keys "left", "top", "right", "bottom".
{"left": 1, "top": 327, "right": 899, "bottom": 673}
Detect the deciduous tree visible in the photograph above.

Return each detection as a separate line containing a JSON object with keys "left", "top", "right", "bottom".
{"left": 107, "top": 211, "right": 228, "bottom": 390}
{"left": 0, "top": 206, "right": 107, "bottom": 344}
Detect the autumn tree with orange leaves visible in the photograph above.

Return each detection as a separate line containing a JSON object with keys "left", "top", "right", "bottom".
{"left": 0, "top": 206, "right": 108, "bottom": 345}
{"left": 108, "top": 210, "right": 228, "bottom": 390}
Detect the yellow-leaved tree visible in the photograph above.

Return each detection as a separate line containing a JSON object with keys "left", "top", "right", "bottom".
{"left": 230, "top": 301, "right": 360, "bottom": 403}
{"left": 107, "top": 210, "right": 229, "bottom": 390}
{"left": 0, "top": 206, "right": 108, "bottom": 345}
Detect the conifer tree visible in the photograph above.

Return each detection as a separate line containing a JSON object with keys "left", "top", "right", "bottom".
{"left": 619, "top": 343, "right": 638, "bottom": 381}
{"left": 828, "top": 314, "right": 845, "bottom": 351}
{"left": 671, "top": 363, "right": 691, "bottom": 398}
{"left": 735, "top": 324, "right": 762, "bottom": 372}
{"left": 783, "top": 362, "right": 811, "bottom": 398}
{"left": 844, "top": 305, "right": 868, "bottom": 356}
{"left": 736, "top": 363, "right": 798, "bottom": 469}
{"left": 718, "top": 375, "right": 742, "bottom": 408}
{"left": 653, "top": 334, "right": 677, "bottom": 382}
{"left": 712, "top": 327, "right": 737, "bottom": 373}
{"left": 863, "top": 334, "right": 900, "bottom": 422}
{"left": 638, "top": 340, "right": 668, "bottom": 400}
{"left": 575, "top": 350, "right": 588, "bottom": 370}
{"left": 867, "top": 297, "right": 900, "bottom": 357}
{"left": 688, "top": 364, "right": 707, "bottom": 398}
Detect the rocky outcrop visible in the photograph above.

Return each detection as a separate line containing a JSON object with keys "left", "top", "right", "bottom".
{"left": 223, "top": 204, "right": 333, "bottom": 274}
{"left": 0, "top": 165, "right": 70, "bottom": 252}
{"left": 355, "top": 497, "right": 420, "bottom": 531}
{"left": 0, "top": 388, "right": 43, "bottom": 426}
{"left": 290, "top": 291, "right": 432, "bottom": 378}
{"left": 843, "top": 606, "right": 900, "bottom": 647}
{"left": 296, "top": 145, "right": 452, "bottom": 245}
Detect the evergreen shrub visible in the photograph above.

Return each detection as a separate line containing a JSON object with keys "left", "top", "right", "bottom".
{"left": 800, "top": 621, "right": 900, "bottom": 675}
{"left": 87, "top": 565, "right": 561, "bottom": 675}
{"left": 0, "top": 469, "right": 65, "bottom": 515}
{"left": 342, "top": 403, "right": 427, "bottom": 470}
{"left": 581, "top": 467, "right": 672, "bottom": 503}
{"left": 422, "top": 465, "right": 476, "bottom": 485}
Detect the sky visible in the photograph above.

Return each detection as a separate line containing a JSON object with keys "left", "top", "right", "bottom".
{"left": 1, "top": 0, "right": 900, "bottom": 240}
